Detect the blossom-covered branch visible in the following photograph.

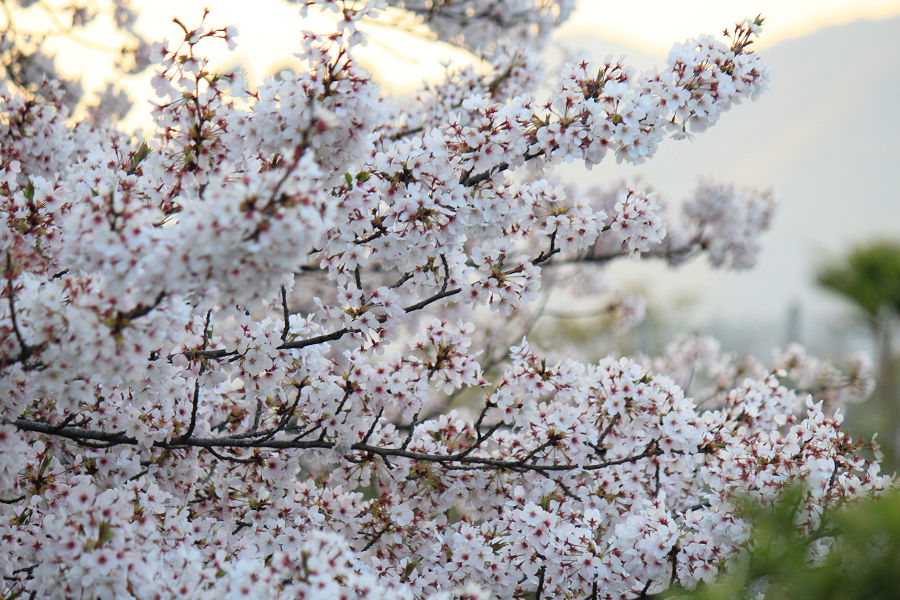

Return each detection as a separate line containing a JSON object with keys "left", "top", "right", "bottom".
{"left": 0, "top": 2, "right": 888, "bottom": 599}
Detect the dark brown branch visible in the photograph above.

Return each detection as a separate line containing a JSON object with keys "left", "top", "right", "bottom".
{"left": 355, "top": 227, "right": 387, "bottom": 245}
{"left": 458, "top": 149, "right": 544, "bottom": 187}
{"left": 180, "top": 310, "right": 211, "bottom": 440}
{"left": 589, "top": 415, "right": 620, "bottom": 458}
{"left": 362, "top": 407, "right": 384, "bottom": 445}
{"left": 362, "top": 523, "right": 392, "bottom": 552}
{"left": 403, "top": 287, "right": 460, "bottom": 314}
{"left": 5, "top": 254, "right": 28, "bottom": 355}
{"left": 814, "top": 458, "right": 841, "bottom": 537}
{"left": 252, "top": 385, "right": 304, "bottom": 445}
{"left": 459, "top": 161, "right": 509, "bottom": 187}
{"left": 184, "top": 283, "right": 460, "bottom": 360}
{"left": 535, "top": 564, "right": 547, "bottom": 600}
{"left": 552, "top": 240, "right": 702, "bottom": 268}
{"left": 206, "top": 446, "right": 260, "bottom": 464}
{"left": 3, "top": 252, "right": 45, "bottom": 368}
{"left": 389, "top": 126, "right": 424, "bottom": 141}
{"left": 8, "top": 417, "right": 664, "bottom": 474}
{"left": 535, "top": 469, "right": 579, "bottom": 501}
{"left": 389, "top": 272, "right": 414, "bottom": 289}
{"left": 112, "top": 290, "right": 166, "bottom": 331}
{"left": 531, "top": 230, "right": 559, "bottom": 266}
{"left": 181, "top": 379, "right": 202, "bottom": 441}
{"left": 280, "top": 286, "right": 290, "bottom": 343}
{"left": 279, "top": 327, "right": 354, "bottom": 350}
{"left": 250, "top": 398, "right": 263, "bottom": 433}
{"left": 182, "top": 347, "right": 237, "bottom": 360}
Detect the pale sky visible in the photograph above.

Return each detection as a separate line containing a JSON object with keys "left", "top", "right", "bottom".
{"left": 561, "top": 0, "right": 900, "bottom": 52}
{"left": 21, "top": 0, "right": 900, "bottom": 103}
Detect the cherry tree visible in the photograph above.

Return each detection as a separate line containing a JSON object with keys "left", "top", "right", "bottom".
{"left": 0, "top": 1, "right": 890, "bottom": 598}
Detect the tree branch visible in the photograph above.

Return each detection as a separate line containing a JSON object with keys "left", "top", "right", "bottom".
{"left": 7, "top": 416, "right": 665, "bottom": 475}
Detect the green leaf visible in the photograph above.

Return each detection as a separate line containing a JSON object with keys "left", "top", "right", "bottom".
{"left": 96, "top": 520, "right": 113, "bottom": 546}
{"left": 401, "top": 560, "right": 418, "bottom": 582}
{"left": 130, "top": 142, "right": 152, "bottom": 173}
{"left": 23, "top": 179, "right": 34, "bottom": 202}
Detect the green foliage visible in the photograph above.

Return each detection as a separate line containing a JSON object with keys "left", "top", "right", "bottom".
{"left": 129, "top": 141, "right": 153, "bottom": 174}
{"left": 817, "top": 241, "right": 900, "bottom": 320}
{"left": 667, "top": 487, "right": 900, "bottom": 600}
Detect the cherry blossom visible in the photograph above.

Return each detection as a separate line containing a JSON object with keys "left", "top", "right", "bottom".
{"left": 0, "top": 3, "right": 889, "bottom": 599}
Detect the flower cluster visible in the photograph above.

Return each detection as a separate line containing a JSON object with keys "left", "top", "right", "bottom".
{"left": 377, "top": 0, "right": 577, "bottom": 52}
{"left": 0, "top": 3, "right": 888, "bottom": 600}
{"left": 682, "top": 180, "right": 775, "bottom": 269}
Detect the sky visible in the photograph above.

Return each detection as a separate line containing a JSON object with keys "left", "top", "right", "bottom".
{"left": 16, "top": 0, "right": 900, "bottom": 100}
{"left": 560, "top": 0, "right": 900, "bottom": 52}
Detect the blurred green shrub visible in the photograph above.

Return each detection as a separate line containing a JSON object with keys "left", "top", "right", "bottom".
{"left": 817, "top": 241, "right": 900, "bottom": 466}
{"left": 666, "top": 487, "right": 900, "bottom": 600}
{"left": 817, "top": 241, "right": 900, "bottom": 320}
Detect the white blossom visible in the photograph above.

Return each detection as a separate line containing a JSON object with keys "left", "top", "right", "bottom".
{"left": 0, "top": 6, "right": 884, "bottom": 600}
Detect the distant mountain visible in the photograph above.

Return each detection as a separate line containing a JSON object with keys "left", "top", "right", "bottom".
{"left": 554, "top": 18, "right": 900, "bottom": 341}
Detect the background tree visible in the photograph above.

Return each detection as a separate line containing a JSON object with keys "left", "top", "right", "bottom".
{"left": 0, "top": 1, "right": 891, "bottom": 599}
{"left": 817, "top": 241, "right": 900, "bottom": 463}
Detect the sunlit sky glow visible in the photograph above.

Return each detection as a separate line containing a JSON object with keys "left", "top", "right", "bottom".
{"left": 560, "top": 0, "right": 900, "bottom": 52}
{"left": 18, "top": 0, "right": 900, "bottom": 104}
